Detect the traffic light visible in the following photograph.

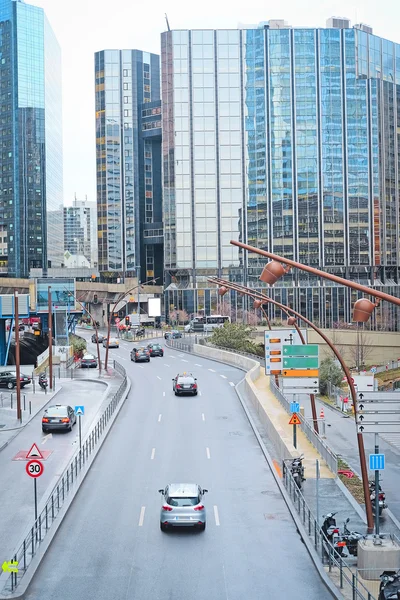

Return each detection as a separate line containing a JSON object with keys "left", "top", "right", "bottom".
{"left": 125, "top": 316, "right": 130, "bottom": 326}
{"left": 93, "top": 294, "right": 98, "bottom": 304}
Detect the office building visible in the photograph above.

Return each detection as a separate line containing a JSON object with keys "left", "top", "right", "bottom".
{"left": 64, "top": 197, "right": 98, "bottom": 268}
{"left": 94, "top": 49, "right": 163, "bottom": 284}
{"left": 0, "top": 0, "right": 63, "bottom": 277}
{"left": 161, "top": 19, "right": 400, "bottom": 329}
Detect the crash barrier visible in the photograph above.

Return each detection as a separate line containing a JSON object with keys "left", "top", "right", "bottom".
{"left": 283, "top": 466, "right": 379, "bottom": 600}
{"left": 270, "top": 378, "right": 338, "bottom": 475}
{"left": 0, "top": 361, "right": 128, "bottom": 596}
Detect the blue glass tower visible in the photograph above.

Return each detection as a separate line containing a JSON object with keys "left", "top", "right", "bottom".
{"left": 0, "top": 0, "right": 63, "bottom": 277}
{"left": 161, "top": 20, "right": 400, "bottom": 329}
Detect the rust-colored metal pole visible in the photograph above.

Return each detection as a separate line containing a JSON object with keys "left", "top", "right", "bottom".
{"left": 210, "top": 276, "right": 374, "bottom": 532}
{"left": 231, "top": 240, "right": 400, "bottom": 308}
{"left": 48, "top": 287, "right": 53, "bottom": 391}
{"left": 14, "top": 291, "right": 21, "bottom": 422}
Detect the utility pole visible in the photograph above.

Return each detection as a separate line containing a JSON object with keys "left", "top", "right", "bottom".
{"left": 48, "top": 287, "right": 53, "bottom": 390}
{"left": 14, "top": 291, "right": 22, "bottom": 422}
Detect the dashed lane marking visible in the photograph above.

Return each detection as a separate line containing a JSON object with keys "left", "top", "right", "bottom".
{"left": 214, "top": 505, "right": 220, "bottom": 526}
{"left": 138, "top": 365, "right": 144, "bottom": 369}
{"left": 158, "top": 414, "right": 162, "bottom": 422}
{"left": 208, "top": 368, "right": 216, "bottom": 373}
{"left": 138, "top": 506, "right": 146, "bottom": 527}
{"left": 195, "top": 364, "right": 203, "bottom": 367}
{"left": 206, "top": 447, "right": 211, "bottom": 459}
{"left": 220, "top": 375, "right": 227, "bottom": 379}
{"left": 164, "top": 363, "right": 170, "bottom": 367}
{"left": 229, "top": 382, "right": 235, "bottom": 387}
{"left": 199, "top": 391, "right": 202, "bottom": 396}
{"left": 151, "top": 448, "right": 156, "bottom": 460}
{"left": 181, "top": 359, "right": 188, "bottom": 363}
{"left": 163, "top": 391, "right": 166, "bottom": 397}
{"left": 202, "top": 413, "right": 205, "bottom": 421}
{"left": 157, "top": 375, "right": 162, "bottom": 380}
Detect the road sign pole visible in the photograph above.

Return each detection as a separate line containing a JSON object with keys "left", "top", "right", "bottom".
{"left": 79, "top": 415, "right": 82, "bottom": 451}
{"left": 316, "top": 459, "right": 320, "bottom": 526}
{"left": 34, "top": 478, "right": 38, "bottom": 522}
{"left": 375, "top": 434, "right": 379, "bottom": 535}
{"left": 293, "top": 423, "right": 297, "bottom": 449}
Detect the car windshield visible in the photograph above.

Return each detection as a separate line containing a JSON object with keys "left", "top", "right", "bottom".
{"left": 83, "top": 355, "right": 95, "bottom": 360}
{"left": 166, "top": 496, "right": 200, "bottom": 507}
{"left": 152, "top": 345, "right": 161, "bottom": 350}
{"left": 46, "top": 406, "right": 69, "bottom": 417}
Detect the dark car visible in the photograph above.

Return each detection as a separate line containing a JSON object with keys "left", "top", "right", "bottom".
{"left": 42, "top": 404, "right": 76, "bottom": 433}
{"left": 172, "top": 373, "right": 198, "bottom": 396}
{"left": 0, "top": 371, "right": 31, "bottom": 390}
{"left": 131, "top": 347, "right": 150, "bottom": 362}
{"left": 12, "top": 324, "right": 25, "bottom": 332}
{"left": 171, "top": 330, "right": 182, "bottom": 339}
{"left": 147, "top": 343, "right": 164, "bottom": 357}
{"left": 81, "top": 353, "right": 98, "bottom": 368}
{"left": 91, "top": 333, "right": 105, "bottom": 343}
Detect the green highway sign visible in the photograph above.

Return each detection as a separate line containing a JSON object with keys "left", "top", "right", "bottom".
{"left": 282, "top": 344, "right": 318, "bottom": 357}
{"left": 282, "top": 357, "right": 319, "bottom": 369}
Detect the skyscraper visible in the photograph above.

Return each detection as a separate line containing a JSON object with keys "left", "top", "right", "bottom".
{"left": 161, "top": 20, "right": 400, "bottom": 329}
{"left": 0, "top": 0, "right": 63, "bottom": 277}
{"left": 94, "top": 49, "right": 163, "bottom": 284}
{"left": 64, "top": 198, "right": 98, "bottom": 268}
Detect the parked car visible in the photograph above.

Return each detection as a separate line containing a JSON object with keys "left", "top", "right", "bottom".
{"left": 130, "top": 347, "right": 150, "bottom": 362}
{"left": 102, "top": 337, "right": 119, "bottom": 348}
{"left": 172, "top": 373, "right": 198, "bottom": 396}
{"left": 0, "top": 371, "right": 31, "bottom": 390}
{"left": 158, "top": 483, "right": 208, "bottom": 531}
{"left": 81, "top": 353, "right": 97, "bottom": 368}
{"left": 164, "top": 330, "right": 182, "bottom": 340}
{"left": 91, "top": 333, "right": 105, "bottom": 343}
{"left": 42, "top": 404, "right": 76, "bottom": 433}
{"left": 147, "top": 343, "right": 164, "bottom": 357}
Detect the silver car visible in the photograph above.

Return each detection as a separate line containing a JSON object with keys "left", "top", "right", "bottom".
{"left": 158, "top": 483, "right": 208, "bottom": 531}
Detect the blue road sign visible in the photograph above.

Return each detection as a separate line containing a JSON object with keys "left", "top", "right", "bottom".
{"left": 369, "top": 453, "right": 385, "bottom": 471}
{"left": 74, "top": 406, "right": 85, "bottom": 416}
{"left": 290, "top": 402, "right": 300, "bottom": 414}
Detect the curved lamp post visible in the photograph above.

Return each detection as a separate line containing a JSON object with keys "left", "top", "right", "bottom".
{"left": 66, "top": 291, "right": 102, "bottom": 374}
{"left": 104, "top": 278, "right": 159, "bottom": 370}
{"left": 210, "top": 275, "right": 374, "bottom": 532}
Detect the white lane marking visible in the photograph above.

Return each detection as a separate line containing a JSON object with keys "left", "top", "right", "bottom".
{"left": 206, "top": 447, "right": 211, "bottom": 459}
{"left": 158, "top": 414, "right": 162, "bottom": 422}
{"left": 138, "top": 365, "right": 144, "bottom": 369}
{"left": 214, "top": 505, "right": 220, "bottom": 526}
{"left": 151, "top": 448, "right": 156, "bottom": 460}
{"left": 157, "top": 375, "right": 162, "bottom": 380}
{"left": 220, "top": 374, "right": 227, "bottom": 379}
{"left": 195, "top": 363, "right": 203, "bottom": 367}
{"left": 164, "top": 363, "right": 170, "bottom": 367}
{"left": 170, "top": 356, "right": 176, "bottom": 359}
{"left": 229, "top": 381, "right": 235, "bottom": 387}
{"left": 208, "top": 368, "right": 216, "bottom": 373}
{"left": 181, "top": 359, "right": 188, "bottom": 363}
{"left": 119, "top": 356, "right": 127, "bottom": 361}
{"left": 41, "top": 434, "right": 52, "bottom": 444}
{"left": 179, "top": 354, "right": 184, "bottom": 357}
{"left": 202, "top": 413, "right": 205, "bottom": 421}
{"left": 199, "top": 390, "right": 202, "bottom": 396}
{"left": 138, "top": 506, "right": 146, "bottom": 527}
{"left": 163, "top": 391, "right": 166, "bottom": 397}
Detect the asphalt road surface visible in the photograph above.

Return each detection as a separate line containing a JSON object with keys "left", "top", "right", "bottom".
{"left": 25, "top": 337, "right": 332, "bottom": 600}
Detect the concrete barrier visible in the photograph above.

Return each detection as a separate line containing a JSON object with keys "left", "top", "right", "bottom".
{"left": 193, "top": 344, "right": 292, "bottom": 462}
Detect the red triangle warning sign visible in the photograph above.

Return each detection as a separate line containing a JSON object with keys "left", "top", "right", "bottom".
{"left": 26, "top": 443, "right": 44, "bottom": 460}
{"left": 289, "top": 413, "right": 301, "bottom": 426}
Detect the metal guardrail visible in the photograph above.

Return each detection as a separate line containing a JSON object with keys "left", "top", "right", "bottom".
{"left": 271, "top": 377, "right": 338, "bottom": 474}
{"left": 1, "top": 361, "right": 128, "bottom": 595}
{"left": 282, "top": 466, "right": 378, "bottom": 600}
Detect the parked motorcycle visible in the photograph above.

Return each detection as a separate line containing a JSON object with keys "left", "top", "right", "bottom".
{"left": 340, "top": 517, "right": 363, "bottom": 557}
{"left": 38, "top": 373, "right": 48, "bottom": 391}
{"left": 135, "top": 328, "right": 145, "bottom": 338}
{"left": 289, "top": 454, "right": 305, "bottom": 489}
{"left": 370, "top": 480, "right": 388, "bottom": 516}
{"left": 321, "top": 513, "right": 346, "bottom": 555}
{"left": 379, "top": 571, "right": 400, "bottom": 600}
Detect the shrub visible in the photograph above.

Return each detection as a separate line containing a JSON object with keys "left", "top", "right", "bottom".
{"left": 210, "top": 322, "right": 261, "bottom": 356}
{"left": 69, "top": 334, "right": 87, "bottom": 360}
{"left": 319, "top": 357, "right": 343, "bottom": 395}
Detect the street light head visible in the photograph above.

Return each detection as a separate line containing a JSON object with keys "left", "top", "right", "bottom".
{"left": 253, "top": 299, "right": 262, "bottom": 309}
{"left": 259, "top": 261, "right": 289, "bottom": 285}
{"left": 353, "top": 298, "right": 376, "bottom": 323}
{"left": 287, "top": 316, "right": 297, "bottom": 326}
{"left": 218, "top": 286, "right": 228, "bottom": 296}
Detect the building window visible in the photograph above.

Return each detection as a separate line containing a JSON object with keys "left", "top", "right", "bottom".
{"left": 124, "top": 96, "right": 129, "bottom": 104}
{"left": 124, "top": 109, "right": 132, "bottom": 117}
{"left": 123, "top": 69, "right": 131, "bottom": 77}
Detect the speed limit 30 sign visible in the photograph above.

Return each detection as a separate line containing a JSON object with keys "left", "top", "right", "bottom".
{"left": 26, "top": 460, "right": 44, "bottom": 478}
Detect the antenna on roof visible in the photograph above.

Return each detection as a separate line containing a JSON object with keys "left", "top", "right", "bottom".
{"left": 165, "top": 13, "right": 171, "bottom": 32}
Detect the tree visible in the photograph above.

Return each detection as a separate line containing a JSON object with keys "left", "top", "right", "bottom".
{"left": 210, "top": 322, "right": 256, "bottom": 354}
{"left": 319, "top": 357, "right": 343, "bottom": 395}
{"left": 169, "top": 310, "right": 179, "bottom": 326}
{"left": 177, "top": 309, "right": 189, "bottom": 325}
{"left": 349, "top": 329, "right": 373, "bottom": 370}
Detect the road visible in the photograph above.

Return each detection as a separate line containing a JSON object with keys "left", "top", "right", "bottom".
{"left": 300, "top": 394, "right": 400, "bottom": 524}
{"left": 24, "top": 335, "right": 332, "bottom": 600}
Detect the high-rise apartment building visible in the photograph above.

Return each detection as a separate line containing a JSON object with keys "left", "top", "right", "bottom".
{"left": 64, "top": 197, "right": 98, "bottom": 267}
{"left": 0, "top": 0, "right": 63, "bottom": 277}
{"left": 95, "top": 49, "right": 163, "bottom": 283}
{"left": 161, "top": 20, "right": 400, "bottom": 329}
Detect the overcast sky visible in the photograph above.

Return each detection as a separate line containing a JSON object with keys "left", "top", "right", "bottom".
{"left": 32, "top": 0, "right": 400, "bottom": 207}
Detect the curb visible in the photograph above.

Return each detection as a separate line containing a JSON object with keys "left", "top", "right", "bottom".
{"left": 0, "top": 375, "right": 132, "bottom": 599}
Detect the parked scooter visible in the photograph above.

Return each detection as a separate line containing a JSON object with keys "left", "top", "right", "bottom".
{"left": 289, "top": 454, "right": 305, "bottom": 489}
{"left": 321, "top": 513, "right": 346, "bottom": 555}
{"left": 378, "top": 571, "right": 400, "bottom": 600}
{"left": 135, "top": 328, "right": 145, "bottom": 338}
{"left": 38, "top": 373, "right": 48, "bottom": 391}
{"left": 340, "top": 517, "right": 363, "bottom": 557}
{"left": 370, "top": 480, "right": 388, "bottom": 516}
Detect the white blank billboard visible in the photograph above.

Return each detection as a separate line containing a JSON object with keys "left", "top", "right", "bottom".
{"left": 148, "top": 297, "right": 161, "bottom": 317}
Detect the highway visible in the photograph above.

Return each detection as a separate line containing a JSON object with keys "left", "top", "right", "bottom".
{"left": 25, "top": 335, "right": 332, "bottom": 599}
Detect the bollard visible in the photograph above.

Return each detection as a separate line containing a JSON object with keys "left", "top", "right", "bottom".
{"left": 11, "top": 394, "right": 13, "bottom": 409}
{"left": 23, "top": 394, "right": 26, "bottom": 411}
{"left": 0, "top": 392, "right": 2, "bottom": 407}
{"left": 29, "top": 400, "right": 32, "bottom": 415}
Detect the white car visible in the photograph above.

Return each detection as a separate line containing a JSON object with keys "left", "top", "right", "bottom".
{"left": 102, "top": 337, "right": 119, "bottom": 348}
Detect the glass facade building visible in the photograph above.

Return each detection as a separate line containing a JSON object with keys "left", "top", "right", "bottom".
{"left": 0, "top": 0, "right": 63, "bottom": 277}
{"left": 64, "top": 198, "right": 98, "bottom": 267}
{"left": 161, "top": 21, "right": 400, "bottom": 329}
{"left": 94, "top": 49, "right": 163, "bottom": 283}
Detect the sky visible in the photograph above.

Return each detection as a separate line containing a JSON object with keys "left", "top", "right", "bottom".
{"left": 32, "top": 0, "right": 400, "bottom": 207}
